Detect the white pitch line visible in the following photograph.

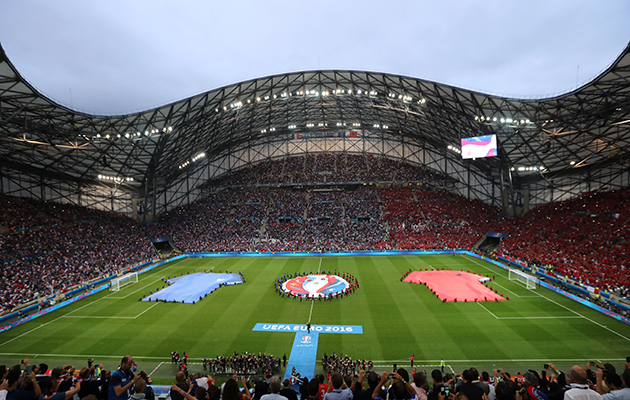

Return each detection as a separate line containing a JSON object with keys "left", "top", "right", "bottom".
{"left": 487, "top": 281, "right": 521, "bottom": 297}
{"left": 134, "top": 302, "right": 160, "bottom": 319}
{"left": 0, "top": 259, "right": 187, "bottom": 346}
{"left": 465, "top": 256, "right": 508, "bottom": 277}
{"left": 369, "top": 358, "right": 629, "bottom": 363}
{"left": 107, "top": 278, "right": 167, "bottom": 299}
{"left": 63, "top": 316, "right": 134, "bottom": 319}
{"left": 149, "top": 361, "right": 164, "bottom": 377}
{"left": 0, "top": 320, "right": 58, "bottom": 347}
{"left": 498, "top": 316, "right": 583, "bottom": 320}
{"left": 308, "top": 299, "right": 315, "bottom": 324}
{"left": 307, "top": 257, "right": 323, "bottom": 324}
{"left": 0, "top": 293, "right": 110, "bottom": 347}
{"left": 533, "top": 290, "right": 630, "bottom": 342}
{"left": 468, "top": 255, "right": 630, "bottom": 341}
{"left": 0, "top": 352, "right": 170, "bottom": 360}
{"left": 477, "top": 302, "right": 499, "bottom": 319}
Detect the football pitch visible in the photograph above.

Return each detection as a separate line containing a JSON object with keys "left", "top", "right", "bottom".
{"left": 1, "top": 254, "right": 629, "bottom": 383}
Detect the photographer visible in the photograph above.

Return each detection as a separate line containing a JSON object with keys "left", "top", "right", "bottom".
{"left": 108, "top": 356, "right": 141, "bottom": 400}
{"left": 564, "top": 366, "right": 601, "bottom": 400}
{"left": 428, "top": 370, "right": 450, "bottom": 400}
{"left": 38, "top": 373, "right": 80, "bottom": 400}
{"left": 5, "top": 366, "right": 40, "bottom": 400}
{"left": 595, "top": 368, "right": 629, "bottom": 400}
{"left": 77, "top": 367, "right": 104, "bottom": 400}
{"left": 372, "top": 371, "right": 416, "bottom": 400}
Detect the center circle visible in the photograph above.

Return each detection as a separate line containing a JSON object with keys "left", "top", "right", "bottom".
{"left": 282, "top": 274, "right": 350, "bottom": 298}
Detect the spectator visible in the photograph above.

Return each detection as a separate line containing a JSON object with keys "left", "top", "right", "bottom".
{"left": 455, "top": 370, "right": 484, "bottom": 400}
{"left": 170, "top": 372, "right": 190, "bottom": 400}
{"left": 109, "top": 357, "right": 140, "bottom": 400}
{"left": 324, "top": 373, "right": 352, "bottom": 400}
{"left": 130, "top": 378, "right": 146, "bottom": 400}
{"left": 5, "top": 367, "right": 40, "bottom": 400}
{"left": 280, "top": 380, "right": 298, "bottom": 400}
{"left": 565, "top": 366, "right": 602, "bottom": 400}
{"left": 260, "top": 376, "right": 287, "bottom": 400}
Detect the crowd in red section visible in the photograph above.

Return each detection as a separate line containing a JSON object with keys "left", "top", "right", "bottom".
{"left": 1, "top": 154, "right": 629, "bottom": 314}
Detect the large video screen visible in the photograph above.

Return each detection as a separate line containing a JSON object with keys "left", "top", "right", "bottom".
{"left": 460, "top": 134, "right": 497, "bottom": 159}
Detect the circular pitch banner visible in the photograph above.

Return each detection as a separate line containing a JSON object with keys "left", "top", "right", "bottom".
{"left": 282, "top": 274, "right": 350, "bottom": 298}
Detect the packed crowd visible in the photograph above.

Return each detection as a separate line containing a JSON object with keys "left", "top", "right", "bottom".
{"left": 1, "top": 354, "right": 629, "bottom": 400}
{"left": 0, "top": 197, "right": 156, "bottom": 314}
{"left": 208, "top": 154, "right": 454, "bottom": 186}
{"left": 497, "top": 188, "right": 630, "bottom": 292}
{"left": 2, "top": 157, "right": 630, "bottom": 314}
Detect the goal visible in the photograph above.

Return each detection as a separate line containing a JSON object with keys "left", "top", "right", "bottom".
{"left": 110, "top": 272, "right": 139, "bottom": 291}
{"left": 508, "top": 268, "right": 536, "bottom": 289}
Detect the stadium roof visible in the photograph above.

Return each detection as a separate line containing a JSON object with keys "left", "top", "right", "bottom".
{"left": 0, "top": 41, "right": 629, "bottom": 211}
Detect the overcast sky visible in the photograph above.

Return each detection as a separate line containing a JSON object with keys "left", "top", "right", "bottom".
{"left": 1, "top": 1, "right": 629, "bottom": 115}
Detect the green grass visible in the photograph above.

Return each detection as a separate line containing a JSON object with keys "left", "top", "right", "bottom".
{"left": 1, "top": 254, "right": 629, "bottom": 383}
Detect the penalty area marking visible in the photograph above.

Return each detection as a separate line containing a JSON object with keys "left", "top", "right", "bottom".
{"left": 62, "top": 301, "right": 161, "bottom": 320}
{"left": 106, "top": 258, "right": 190, "bottom": 299}
{"left": 0, "top": 259, "right": 188, "bottom": 347}
{"left": 149, "top": 361, "right": 164, "bottom": 377}
{"left": 477, "top": 302, "right": 583, "bottom": 321}
{"left": 466, "top": 255, "right": 630, "bottom": 342}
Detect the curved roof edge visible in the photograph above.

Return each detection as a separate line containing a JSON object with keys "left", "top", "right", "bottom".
{"left": 1, "top": 40, "right": 629, "bottom": 117}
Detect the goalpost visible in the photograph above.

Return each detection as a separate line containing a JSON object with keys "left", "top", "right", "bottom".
{"left": 508, "top": 268, "right": 536, "bottom": 289}
{"left": 110, "top": 272, "right": 139, "bottom": 291}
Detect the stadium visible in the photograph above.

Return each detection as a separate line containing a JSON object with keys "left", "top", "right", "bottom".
{"left": 1, "top": 30, "right": 630, "bottom": 399}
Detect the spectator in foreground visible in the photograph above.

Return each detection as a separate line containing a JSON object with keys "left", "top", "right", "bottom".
{"left": 260, "top": 377, "right": 287, "bottom": 400}
{"left": 324, "top": 372, "right": 353, "bottom": 400}
{"left": 373, "top": 371, "right": 416, "bottom": 400}
{"left": 564, "top": 366, "right": 602, "bottom": 400}
{"left": 411, "top": 371, "right": 428, "bottom": 400}
{"left": 109, "top": 356, "right": 141, "bottom": 400}
{"left": 280, "top": 380, "right": 298, "bottom": 400}
{"left": 130, "top": 379, "right": 146, "bottom": 400}
{"left": 596, "top": 368, "right": 630, "bottom": 400}
{"left": 38, "top": 373, "right": 80, "bottom": 400}
{"left": 6, "top": 367, "right": 40, "bottom": 400}
{"left": 170, "top": 372, "right": 190, "bottom": 400}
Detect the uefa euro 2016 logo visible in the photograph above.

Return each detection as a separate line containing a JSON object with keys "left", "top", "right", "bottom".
{"left": 282, "top": 274, "right": 349, "bottom": 298}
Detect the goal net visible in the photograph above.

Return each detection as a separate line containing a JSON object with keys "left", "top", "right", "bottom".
{"left": 110, "top": 272, "right": 139, "bottom": 291}
{"left": 508, "top": 268, "right": 536, "bottom": 289}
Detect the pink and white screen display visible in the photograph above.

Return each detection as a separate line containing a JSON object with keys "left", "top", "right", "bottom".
{"left": 460, "top": 134, "right": 497, "bottom": 159}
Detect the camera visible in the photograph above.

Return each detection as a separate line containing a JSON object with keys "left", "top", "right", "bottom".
{"left": 543, "top": 364, "right": 549, "bottom": 369}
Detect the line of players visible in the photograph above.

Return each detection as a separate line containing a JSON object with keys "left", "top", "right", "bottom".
{"left": 201, "top": 352, "right": 280, "bottom": 377}
{"left": 171, "top": 351, "right": 280, "bottom": 378}
{"left": 322, "top": 352, "right": 374, "bottom": 376}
